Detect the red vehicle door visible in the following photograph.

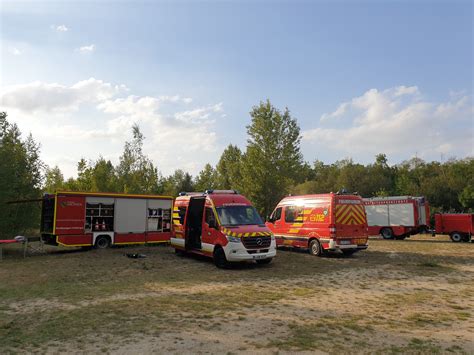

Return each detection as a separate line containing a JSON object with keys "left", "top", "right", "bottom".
{"left": 202, "top": 207, "right": 220, "bottom": 250}
{"left": 334, "top": 198, "right": 367, "bottom": 241}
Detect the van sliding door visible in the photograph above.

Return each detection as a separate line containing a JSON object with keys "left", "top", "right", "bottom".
{"left": 185, "top": 197, "right": 206, "bottom": 250}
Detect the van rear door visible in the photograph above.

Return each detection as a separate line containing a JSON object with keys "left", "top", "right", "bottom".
{"left": 334, "top": 197, "right": 367, "bottom": 239}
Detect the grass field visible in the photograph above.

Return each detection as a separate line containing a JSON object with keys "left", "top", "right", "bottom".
{"left": 1, "top": 235, "right": 473, "bottom": 354}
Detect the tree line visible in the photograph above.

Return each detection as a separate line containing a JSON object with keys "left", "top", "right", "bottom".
{"left": 1, "top": 102, "right": 473, "bottom": 237}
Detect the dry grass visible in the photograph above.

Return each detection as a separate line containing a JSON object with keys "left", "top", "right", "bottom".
{"left": 0, "top": 234, "right": 473, "bottom": 354}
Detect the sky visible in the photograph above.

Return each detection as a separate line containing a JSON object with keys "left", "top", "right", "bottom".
{"left": 1, "top": 0, "right": 473, "bottom": 178}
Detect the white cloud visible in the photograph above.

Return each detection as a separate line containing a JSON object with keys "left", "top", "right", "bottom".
{"left": 77, "top": 44, "right": 95, "bottom": 53}
{"left": 0, "top": 78, "right": 223, "bottom": 177}
{"left": 51, "top": 24, "right": 68, "bottom": 32}
{"left": 174, "top": 103, "right": 223, "bottom": 123}
{"left": 0, "top": 78, "right": 128, "bottom": 113}
{"left": 8, "top": 47, "right": 22, "bottom": 56}
{"left": 303, "top": 86, "right": 473, "bottom": 162}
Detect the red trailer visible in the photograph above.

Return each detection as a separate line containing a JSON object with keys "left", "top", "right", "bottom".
{"left": 434, "top": 213, "right": 473, "bottom": 242}
{"left": 41, "top": 191, "right": 173, "bottom": 248}
{"left": 363, "top": 196, "right": 430, "bottom": 240}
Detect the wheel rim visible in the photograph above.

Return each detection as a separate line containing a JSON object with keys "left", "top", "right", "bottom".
{"left": 311, "top": 242, "right": 320, "bottom": 255}
{"left": 382, "top": 229, "right": 392, "bottom": 238}
{"left": 452, "top": 234, "right": 462, "bottom": 242}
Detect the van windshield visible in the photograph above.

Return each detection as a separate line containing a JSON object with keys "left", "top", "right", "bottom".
{"left": 216, "top": 205, "right": 264, "bottom": 226}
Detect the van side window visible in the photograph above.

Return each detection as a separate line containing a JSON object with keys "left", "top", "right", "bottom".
{"left": 205, "top": 207, "right": 216, "bottom": 225}
{"left": 271, "top": 207, "right": 282, "bottom": 221}
{"left": 285, "top": 206, "right": 304, "bottom": 223}
{"left": 178, "top": 207, "right": 187, "bottom": 225}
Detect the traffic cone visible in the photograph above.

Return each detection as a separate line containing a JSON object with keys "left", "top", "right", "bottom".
{"left": 94, "top": 220, "right": 99, "bottom": 231}
{"left": 101, "top": 220, "right": 106, "bottom": 230}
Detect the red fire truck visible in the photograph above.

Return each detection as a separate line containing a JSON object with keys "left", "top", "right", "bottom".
{"left": 266, "top": 193, "right": 369, "bottom": 256}
{"left": 434, "top": 213, "right": 473, "bottom": 242}
{"left": 41, "top": 191, "right": 173, "bottom": 248}
{"left": 363, "top": 196, "right": 430, "bottom": 239}
{"left": 170, "top": 190, "right": 276, "bottom": 267}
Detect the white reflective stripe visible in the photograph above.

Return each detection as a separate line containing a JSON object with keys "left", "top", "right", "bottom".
{"left": 170, "top": 238, "right": 185, "bottom": 247}
{"left": 201, "top": 242, "right": 214, "bottom": 253}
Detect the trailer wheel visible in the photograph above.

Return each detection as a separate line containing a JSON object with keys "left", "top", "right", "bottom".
{"left": 381, "top": 228, "right": 394, "bottom": 240}
{"left": 213, "top": 246, "right": 229, "bottom": 268}
{"left": 95, "top": 235, "right": 111, "bottom": 249}
{"left": 450, "top": 232, "right": 463, "bottom": 243}
{"left": 309, "top": 239, "right": 323, "bottom": 257}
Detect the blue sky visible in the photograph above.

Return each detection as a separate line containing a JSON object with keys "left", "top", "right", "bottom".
{"left": 1, "top": 0, "right": 472, "bottom": 177}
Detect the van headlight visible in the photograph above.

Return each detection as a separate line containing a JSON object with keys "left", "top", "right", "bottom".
{"left": 227, "top": 235, "right": 241, "bottom": 243}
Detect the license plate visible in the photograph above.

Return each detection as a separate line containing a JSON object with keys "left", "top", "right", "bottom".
{"left": 339, "top": 240, "right": 351, "bottom": 245}
{"left": 253, "top": 255, "right": 266, "bottom": 260}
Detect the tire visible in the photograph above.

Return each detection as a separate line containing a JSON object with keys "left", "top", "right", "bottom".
{"left": 95, "top": 235, "right": 110, "bottom": 249}
{"left": 450, "top": 232, "right": 463, "bottom": 243}
{"left": 309, "top": 239, "right": 323, "bottom": 257}
{"left": 381, "top": 228, "right": 394, "bottom": 240}
{"left": 342, "top": 249, "right": 358, "bottom": 256}
{"left": 213, "top": 246, "right": 229, "bottom": 268}
{"left": 256, "top": 258, "right": 272, "bottom": 265}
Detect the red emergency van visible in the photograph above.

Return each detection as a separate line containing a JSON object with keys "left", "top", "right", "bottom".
{"left": 41, "top": 191, "right": 173, "bottom": 248}
{"left": 434, "top": 213, "right": 473, "bottom": 242}
{"left": 266, "top": 193, "right": 368, "bottom": 256}
{"left": 170, "top": 190, "right": 276, "bottom": 267}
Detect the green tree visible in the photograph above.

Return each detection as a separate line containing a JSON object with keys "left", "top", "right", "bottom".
{"left": 161, "top": 169, "right": 195, "bottom": 196}
{"left": 0, "top": 112, "right": 43, "bottom": 237}
{"left": 194, "top": 163, "right": 218, "bottom": 192}
{"left": 91, "top": 157, "right": 117, "bottom": 192}
{"left": 116, "top": 124, "right": 160, "bottom": 194}
{"left": 241, "top": 100, "right": 303, "bottom": 217}
{"left": 216, "top": 144, "right": 243, "bottom": 190}
{"left": 44, "top": 166, "right": 65, "bottom": 192}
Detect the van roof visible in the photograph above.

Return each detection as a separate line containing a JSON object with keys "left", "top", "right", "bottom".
{"left": 278, "top": 193, "right": 362, "bottom": 205}
{"left": 175, "top": 193, "right": 252, "bottom": 207}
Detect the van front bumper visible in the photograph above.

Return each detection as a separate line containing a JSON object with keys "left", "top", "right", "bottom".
{"left": 224, "top": 239, "right": 277, "bottom": 262}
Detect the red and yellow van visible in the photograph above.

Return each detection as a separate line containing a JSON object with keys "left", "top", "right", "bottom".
{"left": 171, "top": 190, "right": 276, "bottom": 267}
{"left": 266, "top": 193, "right": 368, "bottom": 256}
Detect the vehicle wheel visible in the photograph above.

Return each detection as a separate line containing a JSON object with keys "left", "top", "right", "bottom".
{"left": 213, "top": 246, "right": 229, "bottom": 268}
{"left": 309, "top": 239, "right": 323, "bottom": 257}
{"left": 256, "top": 258, "right": 272, "bottom": 265}
{"left": 95, "top": 235, "right": 110, "bottom": 249}
{"left": 450, "top": 232, "right": 463, "bottom": 243}
{"left": 381, "top": 228, "right": 394, "bottom": 240}
{"left": 342, "top": 249, "right": 358, "bottom": 256}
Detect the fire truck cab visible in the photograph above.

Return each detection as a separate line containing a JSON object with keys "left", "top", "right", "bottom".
{"left": 170, "top": 190, "right": 276, "bottom": 268}
{"left": 266, "top": 193, "right": 369, "bottom": 256}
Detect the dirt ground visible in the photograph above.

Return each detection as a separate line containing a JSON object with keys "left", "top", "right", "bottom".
{"left": 1, "top": 234, "right": 473, "bottom": 354}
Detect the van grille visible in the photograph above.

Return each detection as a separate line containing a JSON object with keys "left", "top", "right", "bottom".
{"left": 242, "top": 236, "right": 271, "bottom": 249}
